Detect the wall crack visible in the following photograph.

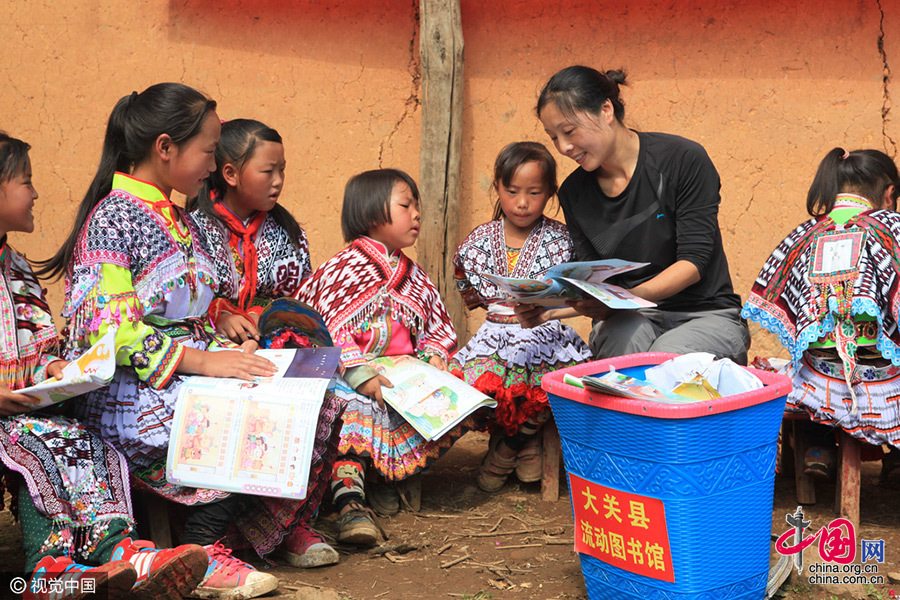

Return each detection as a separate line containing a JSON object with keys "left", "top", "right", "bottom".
{"left": 378, "top": 0, "right": 421, "bottom": 167}
{"left": 877, "top": 0, "right": 896, "bottom": 156}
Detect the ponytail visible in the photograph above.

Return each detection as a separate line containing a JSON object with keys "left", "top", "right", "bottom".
{"left": 35, "top": 83, "right": 216, "bottom": 280}
{"left": 806, "top": 147, "right": 900, "bottom": 216}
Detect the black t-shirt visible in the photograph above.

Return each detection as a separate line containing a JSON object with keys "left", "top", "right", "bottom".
{"left": 558, "top": 131, "right": 741, "bottom": 312}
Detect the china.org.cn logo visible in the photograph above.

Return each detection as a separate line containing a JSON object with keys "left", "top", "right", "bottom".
{"left": 775, "top": 506, "right": 886, "bottom": 585}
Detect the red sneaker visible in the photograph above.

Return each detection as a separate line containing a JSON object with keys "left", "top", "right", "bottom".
{"left": 25, "top": 555, "right": 136, "bottom": 600}
{"left": 110, "top": 538, "right": 208, "bottom": 599}
{"left": 193, "top": 541, "right": 278, "bottom": 599}
{"left": 280, "top": 522, "right": 339, "bottom": 568}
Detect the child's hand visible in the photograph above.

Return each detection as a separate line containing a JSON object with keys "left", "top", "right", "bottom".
{"left": 0, "top": 386, "right": 40, "bottom": 416}
{"left": 217, "top": 312, "right": 260, "bottom": 343}
{"left": 428, "top": 355, "right": 447, "bottom": 371}
{"left": 358, "top": 374, "right": 393, "bottom": 411}
{"left": 46, "top": 360, "right": 69, "bottom": 380}
{"left": 513, "top": 303, "right": 547, "bottom": 329}
{"left": 200, "top": 345, "right": 277, "bottom": 380}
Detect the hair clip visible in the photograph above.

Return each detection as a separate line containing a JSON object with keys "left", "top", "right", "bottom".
{"left": 842, "top": 149, "right": 850, "bottom": 160}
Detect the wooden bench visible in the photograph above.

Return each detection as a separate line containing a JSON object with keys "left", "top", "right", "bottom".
{"left": 784, "top": 411, "right": 864, "bottom": 524}
{"left": 134, "top": 490, "right": 174, "bottom": 548}
{"left": 541, "top": 419, "right": 562, "bottom": 501}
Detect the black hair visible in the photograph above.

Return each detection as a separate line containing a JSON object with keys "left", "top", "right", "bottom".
{"left": 341, "top": 168, "right": 419, "bottom": 242}
{"left": 35, "top": 82, "right": 217, "bottom": 280}
{"left": 491, "top": 142, "right": 558, "bottom": 221}
{"left": 806, "top": 148, "right": 900, "bottom": 216}
{"left": 536, "top": 65, "right": 628, "bottom": 123}
{"left": 0, "top": 132, "right": 31, "bottom": 184}
{"left": 186, "top": 118, "right": 305, "bottom": 250}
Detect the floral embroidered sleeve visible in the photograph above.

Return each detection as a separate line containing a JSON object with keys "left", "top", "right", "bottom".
{"left": 67, "top": 263, "right": 184, "bottom": 389}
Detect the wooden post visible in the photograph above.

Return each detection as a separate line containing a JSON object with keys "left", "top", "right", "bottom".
{"left": 541, "top": 419, "right": 562, "bottom": 502}
{"left": 835, "top": 431, "right": 861, "bottom": 524}
{"left": 418, "top": 0, "right": 467, "bottom": 340}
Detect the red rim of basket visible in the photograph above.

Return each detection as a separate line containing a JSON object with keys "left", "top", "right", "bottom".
{"left": 541, "top": 352, "right": 792, "bottom": 419}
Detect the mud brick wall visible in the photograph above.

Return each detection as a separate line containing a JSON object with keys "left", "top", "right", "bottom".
{"left": 1, "top": 0, "right": 896, "bottom": 357}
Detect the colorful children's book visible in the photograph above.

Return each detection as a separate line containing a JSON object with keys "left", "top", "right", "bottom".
{"left": 166, "top": 346, "right": 341, "bottom": 499}
{"left": 483, "top": 259, "right": 656, "bottom": 309}
{"left": 371, "top": 355, "right": 496, "bottom": 441}
{"left": 581, "top": 369, "right": 698, "bottom": 403}
{"left": 17, "top": 329, "right": 117, "bottom": 410}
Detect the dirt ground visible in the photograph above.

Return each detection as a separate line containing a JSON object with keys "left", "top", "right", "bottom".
{"left": 0, "top": 430, "right": 898, "bottom": 600}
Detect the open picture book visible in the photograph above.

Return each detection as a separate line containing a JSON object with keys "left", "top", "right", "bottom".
{"left": 372, "top": 355, "right": 496, "bottom": 441}
{"left": 166, "top": 346, "right": 342, "bottom": 499}
{"left": 580, "top": 369, "right": 698, "bottom": 404}
{"left": 483, "top": 258, "right": 656, "bottom": 309}
{"left": 17, "top": 329, "right": 117, "bottom": 410}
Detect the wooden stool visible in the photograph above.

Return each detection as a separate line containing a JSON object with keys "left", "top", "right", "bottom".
{"left": 133, "top": 490, "right": 174, "bottom": 548}
{"left": 541, "top": 419, "right": 562, "bottom": 501}
{"left": 785, "top": 412, "right": 863, "bottom": 524}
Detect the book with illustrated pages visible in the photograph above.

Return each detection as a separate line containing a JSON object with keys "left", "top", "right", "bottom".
{"left": 17, "top": 330, "right": 116, "bottom": 410}
{"left": 371, "top": 355, "right": 496, "bottom": 441}
{"left": 581, "top": 369, "right": 698, "bottom": 404}
{"left": 483, "top": 258, "right": 657, "bottom": 309}
{"left": 166, "top": 346, "right": 341, "bottom": 499}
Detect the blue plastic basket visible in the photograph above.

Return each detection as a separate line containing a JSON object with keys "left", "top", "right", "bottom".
{"left": 542, "top": 353, "right": 790, "bottom": 600}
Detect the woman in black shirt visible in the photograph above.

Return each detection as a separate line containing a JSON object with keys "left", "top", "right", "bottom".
{"left": 518, "top": 65, "right": 749, "bottom": 363}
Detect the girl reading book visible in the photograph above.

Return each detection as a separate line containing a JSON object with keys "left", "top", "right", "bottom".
{"left": 449, "top": 142, "right": 590, "bottom": 492}
{"left": 38, "top": 83, "right": 300, "bottom": 599}
{"left": 187, "top": 118, "right": 345, "bottom": 568}
{"left": 0, "top": 132, "right": 210, "bottom": 600}
{"left": 298, "top": 168, "right": 469, "bottom": 546}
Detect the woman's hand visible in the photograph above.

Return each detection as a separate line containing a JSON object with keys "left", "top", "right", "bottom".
{"left": 428, "top": 355, "right": 447, "bottom": 371}
{"left": 566, "top": 298, "right": 612, "bottom": 321}
{"left": 358, "top": 374, "right": 393, "bottom": 411}
{"left": 196, "top": 341, "right": 277, "bottom": 380}
{"left": 513, "top": 303, "right": 547, "bottom": 329}
{"left": 45, "top": 360, "right": 69, "bottom": 380}
{"left": 217, "top": 312, "right": 260, "bottom": 343}
{"left": 0, "top": 386, "right": 40, "bottom": 416}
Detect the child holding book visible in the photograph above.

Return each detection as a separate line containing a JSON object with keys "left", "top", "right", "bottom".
{"left": 298, "top": 169, "right": 465, "bottom": 546}
{"left": 0, "top": 132, "right": 210, "bottom": 600}
{"left": 39, "top": 83, "right": 288, "bottom": 599}
{"left": 188, "top": 118, "right": 344, "bottom": 568}
{"left": 449, "top": 142, "right": 590, "bottom": 492}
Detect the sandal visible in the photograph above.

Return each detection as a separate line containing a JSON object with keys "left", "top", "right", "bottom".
{"left": 515, "top": 435, "right": 543, "bottom": 483}
{"left": 477, "top": 436, "right": 517, "bottom": 493}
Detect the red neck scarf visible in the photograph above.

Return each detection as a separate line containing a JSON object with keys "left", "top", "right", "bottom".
{"left": 212, "top": 201, "right": 267, "bottom": 310}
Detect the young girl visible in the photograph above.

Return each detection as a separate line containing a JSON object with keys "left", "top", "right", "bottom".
{"left": 187, "top": 118, "right": 312, "bottom": 331}
{"left": 743, "top": 148, "right": 900, "bottom": 474}
{"left": 298, "top": 169, "right": 464, "bottom": 546}
{"left": 449, "top": 142, "right": 591, "bottom": 492}
{"left": 187, "top": 118, "right": 343, "bottom": 567}
{"left": 0, "top": 132, "right": 209, "bottom": 600}
{"left": 37, "top": 84, "right": 284, "bottom": 599}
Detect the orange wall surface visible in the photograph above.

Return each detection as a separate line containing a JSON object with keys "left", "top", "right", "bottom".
{"left": 1, "top": 0, "right": 897, "bottom": 357}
